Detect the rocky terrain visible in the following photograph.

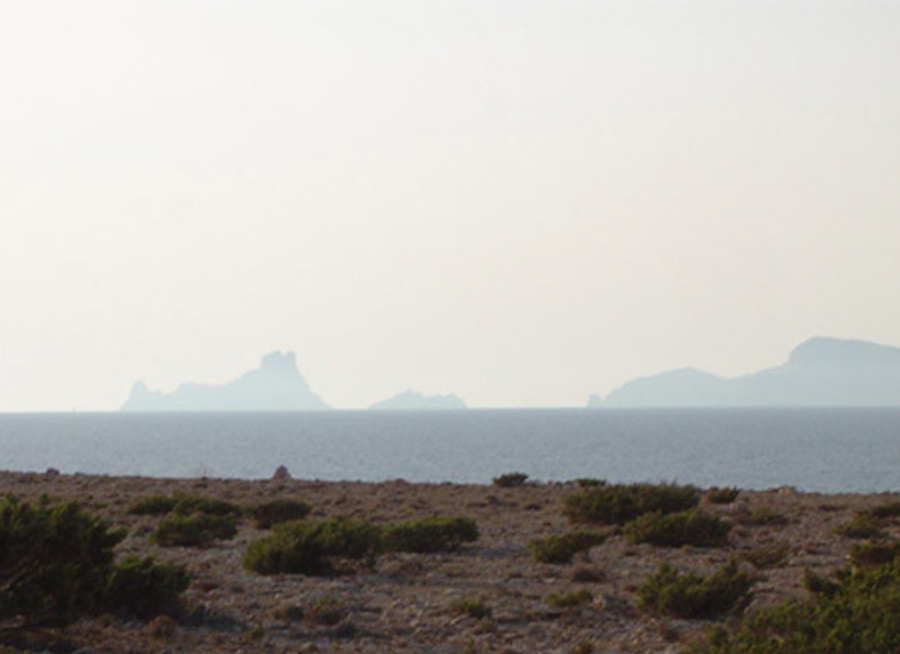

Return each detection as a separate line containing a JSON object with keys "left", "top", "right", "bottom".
{"left": 0, "top": 470, "right": 892, "bottom": 654}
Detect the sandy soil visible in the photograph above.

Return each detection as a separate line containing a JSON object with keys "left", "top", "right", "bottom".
{"left": 0, "top": 470, "right": 894, "bottom": 654}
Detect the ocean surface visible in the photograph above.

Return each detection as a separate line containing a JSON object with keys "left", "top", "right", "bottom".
{"left": 0, "top": 409, "right": 898, "bottom": 493}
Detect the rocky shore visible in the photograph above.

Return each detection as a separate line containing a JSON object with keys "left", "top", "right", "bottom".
{"left": 0, "top": 470, "right": 891, "bottom": 654}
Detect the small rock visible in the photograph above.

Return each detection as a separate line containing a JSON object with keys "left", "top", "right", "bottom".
{"left": 146, "top": 614, "right": 178, "bottom": 639}
{"left": 279, "top": 604, "right": 305, "bottom": 622}
{"left": 273, "top": 465, "right": 292, "bottom": 481}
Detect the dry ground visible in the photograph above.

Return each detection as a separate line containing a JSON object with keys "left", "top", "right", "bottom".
{"left": 0, "top": 470, "right": 894, "bottom": 654}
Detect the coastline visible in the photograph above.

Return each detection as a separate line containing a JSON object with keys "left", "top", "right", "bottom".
{"left": 0, "top": 470, "right": 891, "bottom": 653}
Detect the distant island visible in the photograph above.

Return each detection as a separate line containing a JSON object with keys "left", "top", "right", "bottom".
{"left": 121, "top": 351, "right": 329, "bottom": 412}
{"left": 121, "top": 353, "right": 468, "bottom": 412}
{"left": 120, "top": 337, "right": 900, "bottom": 412}
{"left": 369, "top": 390, "right": 467, "bottom": 410}
{"left": 590, "top": 336, "right": 900, "bottom": 408}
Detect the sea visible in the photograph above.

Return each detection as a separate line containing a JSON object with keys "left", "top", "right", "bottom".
{"left": 0, "top": 408, "right": 899, "bottom": 494}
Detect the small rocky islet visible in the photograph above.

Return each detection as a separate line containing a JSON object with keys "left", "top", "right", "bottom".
{"left": 0, "top": 469, "right": 896, "bottom": 654}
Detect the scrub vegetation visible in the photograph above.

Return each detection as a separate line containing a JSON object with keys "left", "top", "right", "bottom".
{"left": 636, "top": 561, "right": 755, "bottom": 620}
{"left": 0, "top": 495, "right": 188, "bottom": 627}
{"left": 623, "top": 509, "right": 731, "bottom": 548}
{"left": 528, "top": 530, "right": 608, "bottom": 564}
{"left": 243, "top": 515, "right": 479, "bottom": 575}
{"left": 563, "top": 481, "right": 699, "bottom": 525}
{"left": 4, "top": 471, "right": 900, "bottom": 653}
{"left": 693, "top": 564, "right": 900, "bottom": 653}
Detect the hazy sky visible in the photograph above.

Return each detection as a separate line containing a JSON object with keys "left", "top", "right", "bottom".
{"left": 2, "top": 1, "right": 899, "bottom": 411}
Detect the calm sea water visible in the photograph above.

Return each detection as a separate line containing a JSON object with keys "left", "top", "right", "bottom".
{"left": 0, "top": 409, "right": 898, "bottom": 493}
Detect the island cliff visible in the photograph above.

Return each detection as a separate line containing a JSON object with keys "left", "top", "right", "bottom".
{"left": 121, "top": 351, "right": 329, "bottom": 411}
{"left": 592, "top": 337, "right": 900, "bottom": 408}
{"left": 369, "top": 390, "right": 467, "bottom": 410}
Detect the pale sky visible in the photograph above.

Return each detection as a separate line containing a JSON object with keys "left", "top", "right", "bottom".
{"left": 1, "top": 0, "right": 899, "bottom": 411}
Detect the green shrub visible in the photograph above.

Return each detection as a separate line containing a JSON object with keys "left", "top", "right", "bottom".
{"left": 528, "top": 530, "right": 608, "bottom": 564}
{"left": 637, "top": 561, "right": 755, "bottom": 620}
{"left": 740, "top": 541, "right": 790, "bottom": 569}
{"left": 706, "top": 487, "right": 740, "bottom": 505}
{"left": 563, "top": 482, "right": 699, "bottom": 526}
{"left": 735, "top": 506, "right": 789, "bottom": 527}
{"left": 833, "top": 512, "right": 886, "bottom": 539}
{"left": 692, "top": 563, "right": 900, "bottom": 653}
{"left": 102, "top": 556, "right": 190, "bottom": 617}
{"left": 832, "top": 502, "right": 900, "bottom": 542}
{"left": 624, "top": 509, "right": 731, "bottom": 548}
{"left": 849, "top": 540, "right": 900, "bottom": 568}
{"left": 130, "top": 493, "right": 241, "bottom": 518}
{"left": 574, "top": 478, "right": 606, "bottom": 488}
{"left": 492, "top": 473, "right": 530, "bottom": 488}
{"left": 151, "top": 512, "right": 238, "bottom": 547}
{"left": 546, "top": 588, "right": 593, "bottom": 609}
{"left": 304, "top": 594, "right": 348, "bottom": 626}
{"left": 170, "top": 493, "right": 241, "bottom": 517}
{"left": 802, "top": 567, "right": 838, "bottom": 596}
{"left": 248, "top": 498, "right": 312, "bottom": 529}
{"left": 0, "top": 496, "right": 122, "bottom": 625}
{"left": 243, "top": 517, "right": 382, "bottom": 576}
{"left": 0, "top": 495, "right": 188, "bottom": 627}
{"left": 129, "top": 495, "right": 178, "bottom": 516}
{"left": 382, "top": 516, "right": 478, "bottom": 553}
{"left": 570, "top": 566, "right": 605, "bottom": 583}
{"left": 451, "top": 598, "right": 491, "bottom": 620}
{"left": 863, "top": 501, "right": 900, "bottom": 520}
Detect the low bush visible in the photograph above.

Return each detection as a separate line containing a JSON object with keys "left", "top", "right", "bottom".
{"left": 546, "top": 588, "right": 593, "bottom": 609}
{"left": 563, "top": 482, "right": 699, "bottom": 526}
{"left": 570, "top": 566, "right": 605, "bottom": 583}
{"left": 832, "top": 502, "right": 900, "bottom": 542}
{"left": 692, "top": 563, "right": 900, "bottom": 653}
{"left": 802, "top": 567, "right": 838, "bottom": 596}
{"left": 734, "top": 506, "right": 789, "bottom": 527}
{"left": 0, "top": 495, "right": 189, "bottom": 626}
{"left": 740, "top": 541, "right": 790, "bottom": 569}
{"left": 304, "top": 594, "right": 348, "bottom": 626}
{"left": 833, "top": 512, "right": 886, "bottom": 539}
{"left": 451, "top": 598, "right": 491, "bottom": 620}
{"left": 706, "top": 487, "right": 740, "bottom": 505}
{"left": 492, "top": 473, "right": 529, "bottom": 488}
{"left": 637, "top": 561, "right": 755, "bottom": 620}
{"left": 243, "top": 517, "right": 382, "bottom": 576}
{"left": 849, "top": 540, "right": 900, "bottom": 568}
{"left": 248, "top": 498, "right": 312, "bottom": 529}
{"left": 102, "top": 556, "right": 190, "bottom": 618}
{"left": 528, "top": 530, "right": 608, "bottom": 564}
{"left": 130, "top": 493, "right": 241, "bottom": 518}
{"left": 624, "top": 509, "right": 731, "bottom": 548}
{"left": 383, "top": 516, "right": 478, "bottom": 553}
{"left": 172, "top": 494, "right": 241, "bottom": 517}
{"left": 863, "top": 501, "right": 900, "bottom": 520}
{"left": 151, "top": 512, "right": 238, "bottom": 547}
{"left": 0, "top": 495, "right": 122, "bottom": 625}
{"left": 129, "top": 495, "right": 178, "bottom": 516}
{"left": 573, "top": 478, "right": 606, "bottom": 488}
